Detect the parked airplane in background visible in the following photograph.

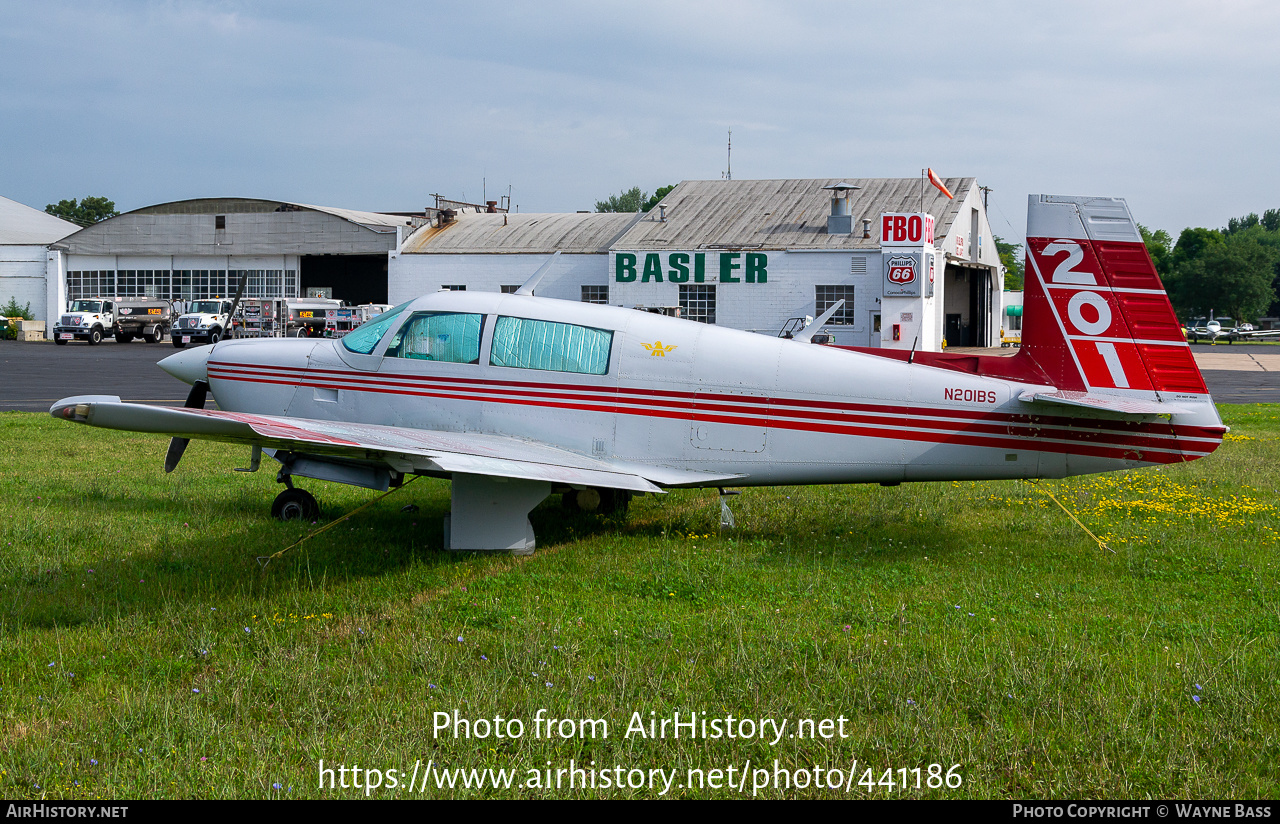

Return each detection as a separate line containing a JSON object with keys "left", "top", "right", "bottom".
{"left": 1184, "top": 316, "right": 1280, "bottom": 344}
{"left": 52, "top": 195, "right": 1225, "bottom": 554}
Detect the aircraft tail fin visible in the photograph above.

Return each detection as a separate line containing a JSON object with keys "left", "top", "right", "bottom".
{"left": 1020, "top": 195, "right": 1207, "bottom": 398}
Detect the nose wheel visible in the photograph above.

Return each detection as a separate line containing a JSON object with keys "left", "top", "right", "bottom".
{"left": 272, "top": 488, "right": 320, "bottom": 521}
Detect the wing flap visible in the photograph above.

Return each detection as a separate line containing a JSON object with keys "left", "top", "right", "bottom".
{"left": 421, "top": 453, "right": 660, "bottom": 493}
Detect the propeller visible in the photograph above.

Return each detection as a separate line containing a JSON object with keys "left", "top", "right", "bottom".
{"left": 222, "top": 270, "right": 250, "bottom": 342}
{"left": 164, "top": 379, "right": 208, "bottom": 473}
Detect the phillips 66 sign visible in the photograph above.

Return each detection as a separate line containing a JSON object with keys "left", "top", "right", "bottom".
{"left": 883, "top": 251, "right": 935, "bottom": 297}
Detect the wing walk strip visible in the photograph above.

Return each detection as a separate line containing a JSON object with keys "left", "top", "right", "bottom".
{"left": 208, "top": 362, "right": 1222, "bottom": 462}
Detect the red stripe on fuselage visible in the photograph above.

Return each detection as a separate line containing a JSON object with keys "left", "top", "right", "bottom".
{"left": 207, "top": 360, "right": 1222, "bottom": 462}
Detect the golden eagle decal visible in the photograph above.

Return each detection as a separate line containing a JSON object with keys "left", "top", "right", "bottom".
{"left": 641, "top": 341, "right": 677, "bottom": 357}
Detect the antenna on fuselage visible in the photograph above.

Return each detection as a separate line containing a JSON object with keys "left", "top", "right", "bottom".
{"left": 792, "top": 299, "right": 844, "bottom": 343}
{"left": 908, "top": 336, "right": 919, "bottom": 364}
{"left": 514, "top": 250, "right": 561, "bottom": 296}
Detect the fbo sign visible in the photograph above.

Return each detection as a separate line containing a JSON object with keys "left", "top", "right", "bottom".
{"left": 880, "top": 213, "right": 935, "bottom": 246}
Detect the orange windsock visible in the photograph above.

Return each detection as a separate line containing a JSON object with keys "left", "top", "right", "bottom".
{"left": 927, "top": 168, "right": 954, "bottom": 199}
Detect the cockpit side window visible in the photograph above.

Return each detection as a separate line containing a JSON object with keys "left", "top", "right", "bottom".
{"left": 386, "top": 312, "right": 484, "bottom": 363}
{"left": 489, "top": 316, "right": 613, "bottom": 375}
{"left": 341, "top": 300, "right": 414, "bottom": 355}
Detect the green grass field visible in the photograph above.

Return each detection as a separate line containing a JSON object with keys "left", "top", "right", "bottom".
{"left": 1, "top": 407, "right": 1278, "bottom": 799}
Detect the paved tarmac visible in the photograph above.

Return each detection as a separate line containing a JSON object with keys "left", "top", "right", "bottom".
{"left": 2, "top": 338, "right": 1278, "bottom": 413}
{"left": 1, "top": 338, "right": 191, "bottom": 412}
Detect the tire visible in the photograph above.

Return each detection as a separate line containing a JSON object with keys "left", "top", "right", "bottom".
{"left": 294, "top": 327, "right": 308, "bottom": 338}
{"left": 173, "top": 338, "right": 186, "bottom": 349}
{"left": 208, "top": 328, "right": 222, "bottom": 345}
{"left": 599, "top": 489, "right": 631, "bottom": 516}
{"left": 563, "top": 487, "right": 630, "bottom": 515}
{"left": 55, "top": 337, "right": 66, "bottom": 346}
{"left": 88, "top": 327, "right": 103, "bottom": 345}
{"left": 272, "top": 488, "right": 320, "bottom": 522}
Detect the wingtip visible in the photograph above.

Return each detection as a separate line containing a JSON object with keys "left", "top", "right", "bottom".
{"left": 49, "top": 395, "right": 122, "bottom": 419}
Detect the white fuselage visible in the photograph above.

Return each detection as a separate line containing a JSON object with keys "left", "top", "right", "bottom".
{"left": 198, "top": 291, "right": 1223, "bottom": 488}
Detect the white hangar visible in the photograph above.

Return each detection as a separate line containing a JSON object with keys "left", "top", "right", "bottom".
{"left": 389, "top": 177, "right": 1005, "bottom": 351}
{"left": 43, "top": 198, "right": 422, "bottom": 331}
{"left": 0, "top": 196, "right": 79, "bottom": 322}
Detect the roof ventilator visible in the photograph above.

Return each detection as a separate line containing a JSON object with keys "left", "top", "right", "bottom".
{"left": 823, "top": 183, "right": 861, "bottom": 235}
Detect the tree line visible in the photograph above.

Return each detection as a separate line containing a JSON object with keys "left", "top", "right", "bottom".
{"left": 595, "top": 185, "right": 676, "bottom": 214}
{"left": 1140, "top": 210, "right": 1280, "bottom": 322}
{"left": 45, "top": 196, "right": 119, "bottom": 227}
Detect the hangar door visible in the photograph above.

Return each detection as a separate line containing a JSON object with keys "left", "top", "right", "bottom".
{"left": 942, "top": 263, "right": 993, "bottom": 347}
{"left": 300, "top": 254, "right": 388, "bottom": 306}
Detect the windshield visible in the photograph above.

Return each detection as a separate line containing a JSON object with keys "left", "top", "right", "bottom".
{"left": 191, "top": 301, "right": 224, "bottom": 314}
{"left": 70, "top": 301, "right": 103, "bottom": 313}
{"left": 342, "top": 300, "right": 414, "bottom": 355}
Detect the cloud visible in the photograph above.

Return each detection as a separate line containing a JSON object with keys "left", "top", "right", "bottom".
{"left": 1, "top": 1, "right": 1277, "bottom": 235}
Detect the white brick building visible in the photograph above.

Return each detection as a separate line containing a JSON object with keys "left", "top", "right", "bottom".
{"left": 389, "top": 177, "right": 1004, "bottom": 350}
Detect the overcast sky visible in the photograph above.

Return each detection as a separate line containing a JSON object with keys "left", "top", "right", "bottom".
{"left": 2, "top": 1, "right": 1277, "bottom": 242}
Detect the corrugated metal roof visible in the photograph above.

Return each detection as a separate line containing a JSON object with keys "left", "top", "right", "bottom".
{"left": 614, "top": 177, "right": 975, "bottom": 250}
{"left": 130, "top": 198, "right": 415, "bottom": 231}
{"left": 0, "top": 195, "right": 79, "bottom": 244}
{"left": 401, "top": 211, "right": 643, "bottom": 254}
{"left": 297, "top": 203, "right": 414, "bottom": 231}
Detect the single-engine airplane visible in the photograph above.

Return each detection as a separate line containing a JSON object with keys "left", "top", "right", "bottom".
{"left": 51, "top": 195, "right": 1225, "bottom": 553}
{"left": 1184, "top": 317, "right": 1280, "bottom": 344}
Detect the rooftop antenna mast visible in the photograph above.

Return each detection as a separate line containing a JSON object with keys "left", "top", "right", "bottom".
{"left": 723, "top": 128, "right": 732, "bottom": 180}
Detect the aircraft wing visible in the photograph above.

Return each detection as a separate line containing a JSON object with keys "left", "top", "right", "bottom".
{"left": 50, "top": 396, "right": 744, "bottom": 492}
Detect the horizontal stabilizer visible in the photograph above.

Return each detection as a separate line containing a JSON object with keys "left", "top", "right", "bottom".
{"left": 1018, "top": 390, "right": 1194, "bottom": 417}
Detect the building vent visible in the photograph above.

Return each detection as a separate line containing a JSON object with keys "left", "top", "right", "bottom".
{"left": 851, "top": 256, "right": 867, "bottom": 275}
{"left": 822, "top": 183, "right": 861, "bottom": 234}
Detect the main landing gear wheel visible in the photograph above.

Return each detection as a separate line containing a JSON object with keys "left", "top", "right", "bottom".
{"left": 271, "top": 488, "right": 320, "bottom": 522}
{"left": 562, "top": 487, "right": 631, "bottom": 516}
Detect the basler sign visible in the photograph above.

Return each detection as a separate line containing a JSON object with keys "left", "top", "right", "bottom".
{"left": 615, "top": 252, "right": 768, "bottom": 284}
